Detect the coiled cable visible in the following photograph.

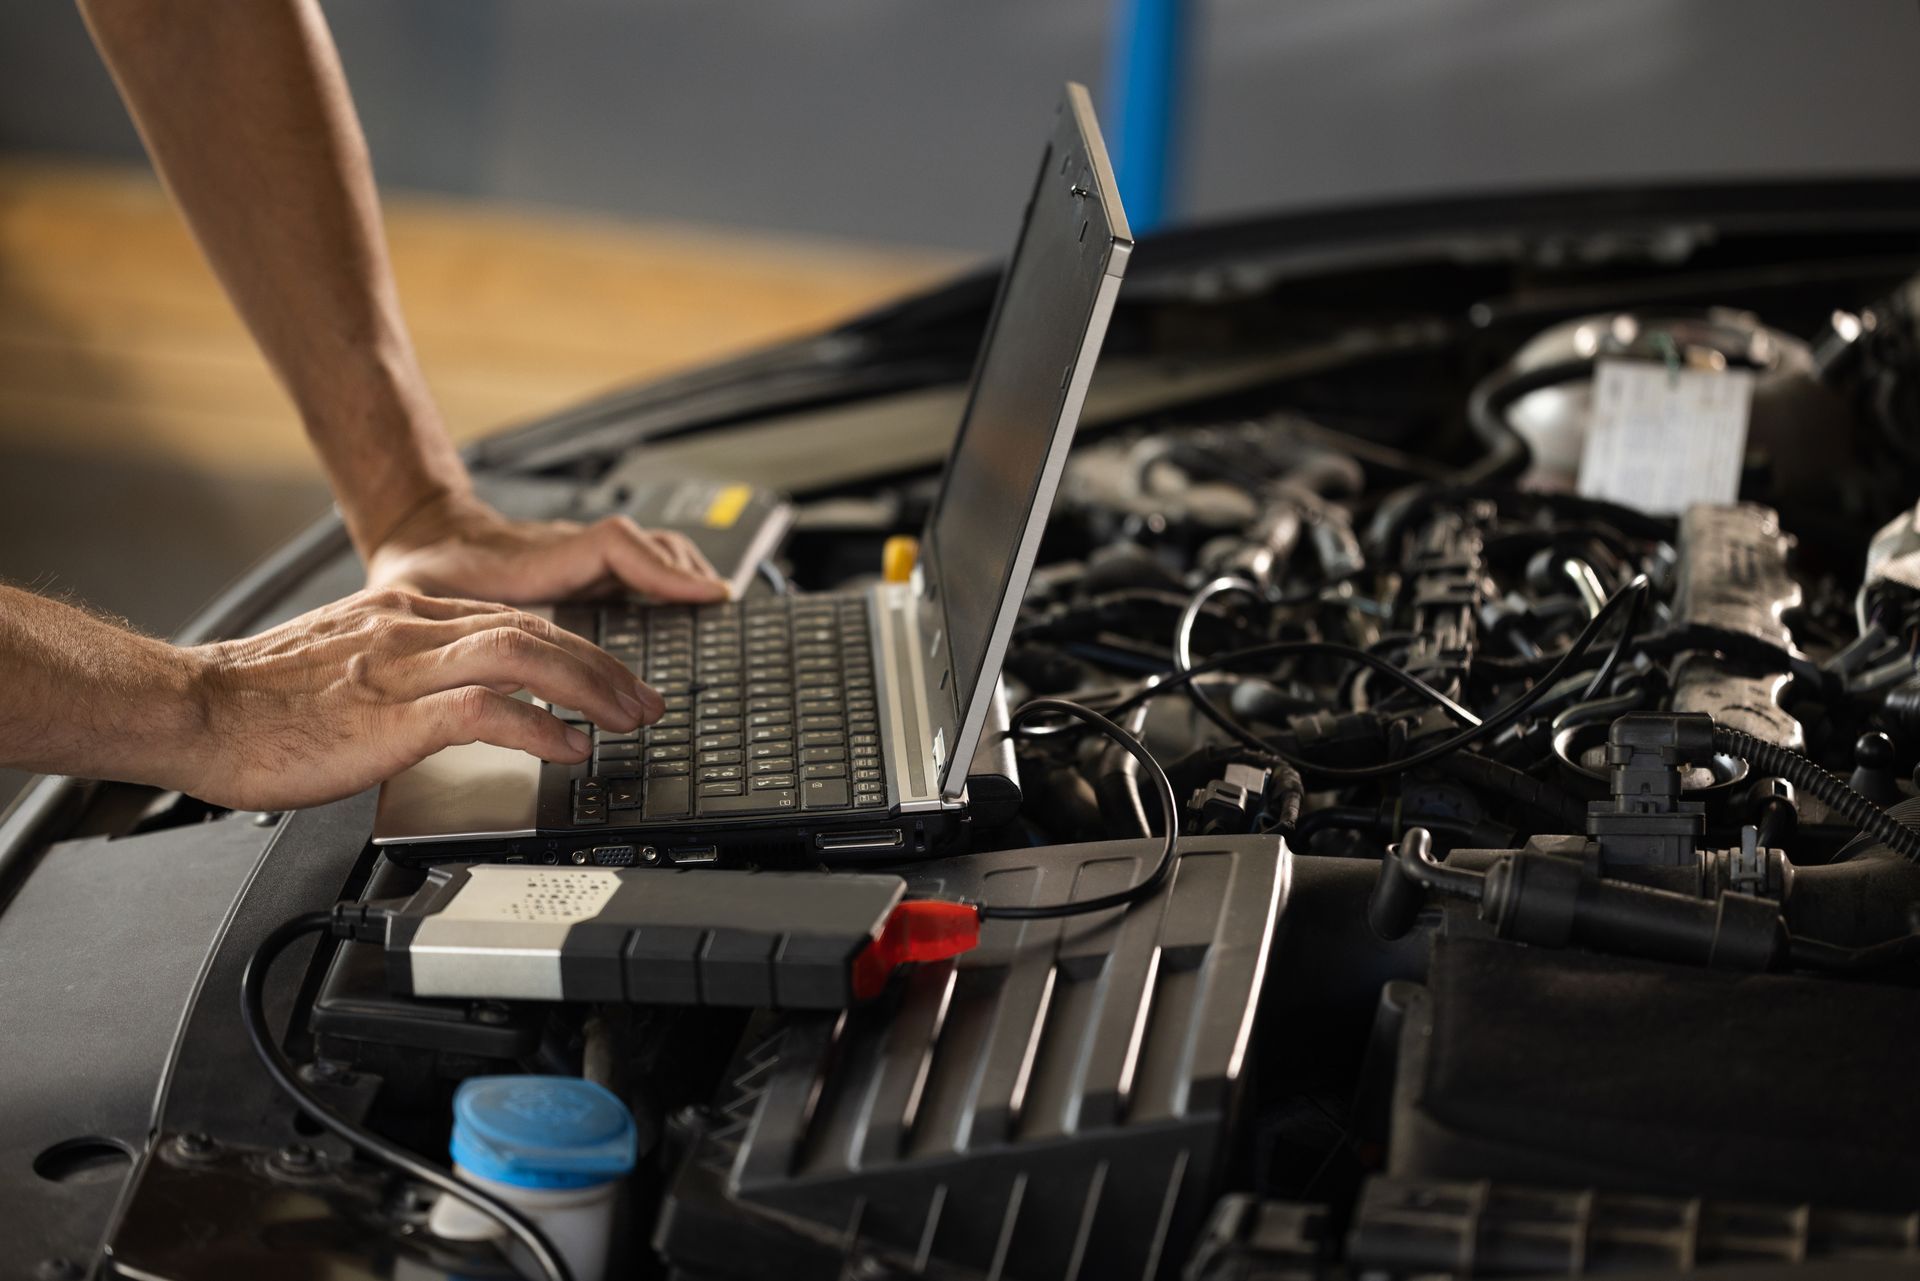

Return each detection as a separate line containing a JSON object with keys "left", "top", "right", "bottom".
{"left": 1711, "top": 725, "right": 1920, "bottom": 862}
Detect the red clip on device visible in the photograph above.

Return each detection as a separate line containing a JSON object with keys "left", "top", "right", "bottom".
{"left": 376, "top": 865, "right": 979, "bottom": 1010}
{"left": 851, "top": 899, "right": 982, "bottom": 1000}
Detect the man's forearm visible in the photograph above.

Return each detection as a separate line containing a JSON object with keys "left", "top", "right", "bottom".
{"left": 0, "top": 586, "right": 208, "bottom": 790}
{"left": 77, "top": 0, "right": 468, "bottom": 556}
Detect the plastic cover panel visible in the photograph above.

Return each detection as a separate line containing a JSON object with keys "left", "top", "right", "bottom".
{"left": 659, "top": 835, "right": 1287, "bottom": 1280}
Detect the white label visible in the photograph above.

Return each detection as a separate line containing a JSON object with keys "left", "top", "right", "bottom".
{"left": 1577, "top": 359, "right": 1752, "bottom": 515}
{"left": 443, "top": 866, "right": 621, "bottom": 924}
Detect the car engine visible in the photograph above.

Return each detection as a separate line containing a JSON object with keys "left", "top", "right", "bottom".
{"left": 64, "top": 216, "right": 1920, "bottom": 1281}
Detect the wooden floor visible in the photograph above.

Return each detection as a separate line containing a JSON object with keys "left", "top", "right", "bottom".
{"left": 0, "top": 158, "right": 963, "bottom": 477}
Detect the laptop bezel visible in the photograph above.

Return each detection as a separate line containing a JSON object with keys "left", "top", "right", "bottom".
{"left": 911, "top": 82, "right": 1133, "bottom": 798}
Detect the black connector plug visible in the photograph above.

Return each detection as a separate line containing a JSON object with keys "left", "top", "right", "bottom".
{"left": 328, "top": 901, "right": 394, "bottom": 945}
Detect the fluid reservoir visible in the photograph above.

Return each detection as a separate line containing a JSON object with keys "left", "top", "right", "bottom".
{"left": 429, "top": 1075, "right": 636, "bottom": 1281}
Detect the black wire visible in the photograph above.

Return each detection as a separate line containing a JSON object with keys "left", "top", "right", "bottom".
{"left": 1175, "top": 577, "right": 1291, "bottom": 758}
{"left": 1092, "top": 575, "right": 1651, "bottom": 782}
{"left": 241, "top": 912, "right": 574, "bottom": 1281}
{"left": 1578, "top": 576, "right": 1645, "bottom": 700}
{"left": 987, "top": 698, "right": 1182, "bottom": 920}
{"left": 1170, "top": 631, "right": 1483, "bottom": 730}
{"left": 1459, "top": 358, "right": 1593, "bottom": 485}
{"left": 1171, "top": 576, "right": 1480, "bottom": 766}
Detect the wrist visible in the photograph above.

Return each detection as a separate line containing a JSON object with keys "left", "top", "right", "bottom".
{"left": 357, "top": 476, "right": 479, "bottom": 563}
{"left": 132, "top": 640, "right": 226, "bottom": 798}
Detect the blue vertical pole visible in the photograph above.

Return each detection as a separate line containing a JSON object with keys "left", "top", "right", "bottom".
{"left": 1105, "top": 0, "right": 1187, "bottom": 233}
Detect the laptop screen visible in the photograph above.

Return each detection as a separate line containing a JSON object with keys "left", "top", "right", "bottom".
{"left": 919, "top": 85, "right": 1130, "bottom": 788}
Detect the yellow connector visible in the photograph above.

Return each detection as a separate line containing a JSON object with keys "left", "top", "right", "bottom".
{"left": 882, "top": 535, "right": 919, "bottom": 584}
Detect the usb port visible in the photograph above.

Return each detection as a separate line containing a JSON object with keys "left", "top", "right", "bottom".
{"left": 815, "top": 828, "right": 905, "bottom": 853}
{"left": 669, "top": 845, "right": 719, "bottom": 866}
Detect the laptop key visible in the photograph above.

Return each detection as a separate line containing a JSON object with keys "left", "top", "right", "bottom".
{"left": 752, "top": 774, "right": 797, "bottom": 789}
{"left": 698, "top": 780, "right": 744, "bottom": 798}
{"left": 802, "top": 779, "right": 850, "bottom": 811}
{"left": 647, "top": 760, "right": 690, "bottom": 777}
{"left": 697, "top": 734, "right": 741, "bottom": 751}
{"left": 644, "top": 776, "right": 690, "bottom": 819}
{"left": 801, "top": 731, "right": 844, "bottom": 747}
{"left": 749, "top": 742, "right": 791, "bottom": 759}
{"left": 609, "top": 780, "right": 643, "bottom": 809}
{"left": 699, "top": 788, "right": 797, "bottom": 816}
{"left": 800, "top": 746, "right": 846, "bottom": 763}
{"left": 751, "top": 757, "right": 794, "bottom": 776}
{"left": 697, "top": 765, "right": 744, "bottom": 783}
{"left": 802, "top": 762, "right": 847, "bottom": 779}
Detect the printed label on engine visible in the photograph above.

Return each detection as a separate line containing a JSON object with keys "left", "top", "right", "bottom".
{"left": 1577, "top": 358, "right": 1752, "bottom": 515}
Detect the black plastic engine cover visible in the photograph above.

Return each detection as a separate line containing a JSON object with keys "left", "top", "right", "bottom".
{"left": 1386, "top": 935, "right": 1920, "bottom": 1210}
{"left": 655, "top": 835, "right": 1288, "bottom": 1281}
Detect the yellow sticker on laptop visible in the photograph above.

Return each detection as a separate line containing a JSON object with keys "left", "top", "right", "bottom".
{"left": 703, "top": 484, "right": 751, "bottom": 528}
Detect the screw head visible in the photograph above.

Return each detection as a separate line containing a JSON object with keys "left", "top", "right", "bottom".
{"left": 275, "top": 1142, "right": 317, "bottom": 1171}
{"left": 170, "top": 1131, "right": 217, "bottom": 1162}
{"left": 472, "top": 1001, "right": 511, "bottom": 1026}
{"left": 569, "top": 849, "right": 590, "bottom": 865}
{"left": 640, "top": 846, "right": 660, "bottom": 865}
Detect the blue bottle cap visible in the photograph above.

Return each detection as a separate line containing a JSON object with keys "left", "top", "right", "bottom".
{"left": 451, "top": 1075, "right": 637, "bottom": 1190}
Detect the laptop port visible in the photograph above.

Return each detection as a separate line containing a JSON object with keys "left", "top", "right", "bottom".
{"left": 585, "top": 844, "right": 638, "bottom": 867}
{"left": 668, "top": 845, "right": 719, "bottom": 866}
{"left": 815, "top": 828, "right": 905, "bottom": 853}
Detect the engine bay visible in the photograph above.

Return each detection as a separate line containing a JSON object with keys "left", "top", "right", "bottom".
{"left": 34, "top": 194, "right": 1920, "bottom": 1281}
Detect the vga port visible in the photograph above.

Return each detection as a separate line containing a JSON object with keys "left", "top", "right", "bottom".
{"left": 587, "top": 844, "right": 638, "bottom": 867}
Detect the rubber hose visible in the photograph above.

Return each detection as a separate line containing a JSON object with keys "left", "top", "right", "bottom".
{"left": 1713, "top": 725, "right": 1920, "bottom": 862}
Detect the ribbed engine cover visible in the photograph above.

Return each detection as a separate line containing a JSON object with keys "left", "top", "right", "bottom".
{"left": 657, "top": 835, "right": 1288, "bottom": 1280}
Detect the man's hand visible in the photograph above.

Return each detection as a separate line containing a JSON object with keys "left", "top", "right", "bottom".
{"left": 366, "top": 490, "right": 729, "bottom": 605}
{"left": 177, "top": 588, "right": 659, "bottom": 810}
{"left": 0, "top": 584, "right": 659, "bottom": 813}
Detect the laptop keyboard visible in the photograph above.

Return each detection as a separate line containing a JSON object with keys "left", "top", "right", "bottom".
{"left": 553, "top": 597, "right": 886, "bottom": 825}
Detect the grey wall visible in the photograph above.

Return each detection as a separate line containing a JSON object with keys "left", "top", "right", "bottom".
{"left": 4, "top": 1, "right": 1920, "bottom": 251}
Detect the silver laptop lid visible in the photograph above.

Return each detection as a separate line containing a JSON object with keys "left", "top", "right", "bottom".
{"left": 914, "top": 83, "right": 1132, "bottom": 797}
